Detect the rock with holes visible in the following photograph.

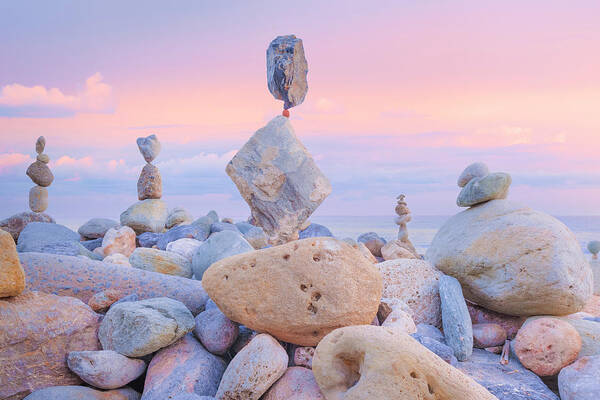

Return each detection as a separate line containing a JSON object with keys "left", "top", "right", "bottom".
{"left": 67, "top": 350, "right": 146, "bottom": 389}
{"left": 267, "top": 35, "right": 308, "bottom": 110}
{"left": 439, "top": 275, "right": 473, "bottom": 361}
{"left": 78, "top": 218, "right": 120, "bottom": 239}
{"left": 24, "top": 386, "right": 141, "bottom": 400}
{"left": 226, "top": 116, "right": 331, "bottom": 245}
{"left": 101, "top": 226, "right": 137, "bottom": 257}
{"left": 262, "top": 367, "right": 324, "bottom": 400}
{"left": 312, "top": 325, "right": 496, "bottom": 400}
{"left": 193, "top": 308, "right": 239, "bottom": 355}
{"left": 129, "top": 247, "right": 192, "bottom": 278}
{"left": 192, "top": 230, "right": 254, "bottom": 280}
{"left": 426, "top": 199, "right": 592, "bottom": 316}
{"left": 120, "top": 199, "right": 168, "bottom": 234}
{"left": 558, "top": 355, "right": 600, "bottom": 400}
{"left": 203, "top": 237, "right": 382, "bottom": 346}
{"left": 216, "top": 334, "right": 288, "bottom": 400}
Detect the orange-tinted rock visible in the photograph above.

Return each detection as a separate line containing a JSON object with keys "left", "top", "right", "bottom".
{"left": 0, "top": 229, "right": 26, "bottom": 297}
{"left": 137, "top": 163, "right": 162, "bottom": 200}
{"left": 101, "top": 226, "right": 137, "bottom": 257}
{"left": 88, "top": 289, "right": 126, "bottom": 313}
{"left": 263, "top": 367, "right": 324, "bottom": 399}
{"left": 467, "top": 301, "right": 525, "bottom": 339}
{"left": 472, "top": 323, "right": 507, "bottom": 348}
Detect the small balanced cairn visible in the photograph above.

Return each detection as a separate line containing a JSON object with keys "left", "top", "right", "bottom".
{"left": 394, "top": 194, "right": 418, "bottom": 256}
{"left": 25, "top": 136, "right": 53, "bottom": 213}
{"left": 136, "top": 134, "right": 162, "bottom": 200}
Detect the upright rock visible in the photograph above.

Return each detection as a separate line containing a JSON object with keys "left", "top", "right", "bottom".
{"left": 0, "top": 229, "right": 26, "bottom": 297}
{"left": 393, "top": 194, "right": 418, "bottom": 255}
{"left": 439, "top": 275, "right": 473, "bottom": 361}
{"left": 267, "top": 35, "right": 308, "bottom": 110}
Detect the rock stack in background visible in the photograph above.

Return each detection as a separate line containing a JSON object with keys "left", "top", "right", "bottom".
{"left": 380, "top": 194, "right": 419, "bottom": 260}
{"left": 136, "top": 134, "right": 162, "bottom": 201}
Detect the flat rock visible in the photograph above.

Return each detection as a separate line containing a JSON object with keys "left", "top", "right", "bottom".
{"left": 266, "top": 35, "right": 308, "bottom": 109}
{"left": 458, "top": 162, "right": 490, "bottom": 187}
{"left": 166, "top": 207, "right": 193, "bottom": 229}
{"left": 426, "top": 199, "right": 592, "bottom": 316}
{"left": 457, "top": 172, "right": 512, "bottom": 207}
{"left": 67, "top": 350, "right": 146, "bottom": 389}
{"left": 226, "top": 116, "right": 331, "bottom": 245}
{"left": 17, "top": 222, "right": 98, "bottom": 259}
{"left": 0, "top": 211, "right": 55, "bottom": 241}
{"left": 472, "top": 323, "right": 507, "bottom": 348}
{"left": 357, "top": 232, "right": 387, "bottom": 257}
{"left": 102, "top": 226, "right": 136, "bottom": 257}
{"left": 120, "top": 199, "right": 168, "bottom": 234}
{"left": 137, "top": 163, "right": 162, "bottom": 200}
{"left": 203, "top": 237, "right": 382, "bottom": 346}
{"left": 129, "top": 247, "right": 192, "bottom": 278}
{"left": 558, "top": 355, "right": 600, "bottom": 400}
{"left": 439, "top": 275, "right": 473, "bottom": 361}
{"left": 263, "top": 367, "right": 324, "bottom": 400}
{"left": 298, "top": 223, "right": 333, "bottom": 239}
{"left": 193, "top": 308, "right": 239, "bottom": 355}
{"left": 192, "top": 230, "right": 253, "bottom": 280}
{"left": 28, "top": 185, "right": 48, "bottom": 212}
{"left": 167, "top": 238, "right": 203, "bottom": 261}
{"left": 26, "top": 160, "right": 54, "bottom": 187}
{"left": 136, "top": 134, "right": 161, "bottom": 163}
{"left": 0, "top": 229, "right": 26, "bottom": 297}
{"left": 157, "top": 223, "right": 209, "bottom": 250}
{"left": 24, "top": 386, "right": 140, "bottom": 400}
{"left": 78, "top": 218, "right": 120, "bottom": 239}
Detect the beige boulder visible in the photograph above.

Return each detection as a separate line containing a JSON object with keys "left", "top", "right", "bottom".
{"left": 312, "top": 325, "right": 496, "bottom": 399}
{"left": 102, "top": 226, "right": 137, "bottom": 257}
{"left": 203, "top": 237, "right": 382, "bottom": 346}
{"left": 381, "top": 306, "right": 417, "bottom": 334}
{"left": 381, "top": 239, "right": 418, "bottom": 260}
{"left": 129, "top": 247, "right": 192, "bottom": 278}
{"left": 0, "top": 229, "right": 26, "bottom": 297}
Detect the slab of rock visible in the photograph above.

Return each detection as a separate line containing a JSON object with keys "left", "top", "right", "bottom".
{"left": 120, "top": 199, "right": 168, "bottom": 234}
{"left": 266, "top": 35, "right": 308, "bottom": 110}
{"left": 203, "top": 237, "right": 382, "bottom": 346}
{"left": 142, "top": 334, "right": 226, "bottom": 399}
{"left": 129, "top": 247, "right": 192, "bottom": 278}
{"left": 439, "top": 275, "right": 473, "bottom": 361}
{"left": 17, "top": 222, "right": 98, "bottom": 259}
{"left": 137, "top": 163, "right": 162, "bottom": 200}
{"left": 166, "top": 207, "right": 193, "bottom": 229}
{"left": 26, "top": 160, "right": 54, "bottom": 187}
{"left": 426, "top": 199, "right": 592, "bottom": 316}
{"left": 102, "top": 226, "right": 136, "bottom": 257}
{"left": 157, "top": 223, "right": 210, "bottom": 250}
{"left": 457, "top": 172, "right": 512, "bottom": 207}
{"left": 378, "top": 258, "right": 442, "bottom": 327}
{"left": 193, "top": 308, "right": 239, "bottom": 355}
{"left": 0, "top": 211, "right": 55, "bottom": 241}
{"left": 263, "top": 367, "right": 324, "bottom": 400}
{"left": 458, "top": 162, "right": 490, "bottom": 187}
{"left": 99, "top": 297, "right": 194, "bottom": 357}
{"left": 67, "top": 350, "right": 146, "bottom": 389}
{"left": 313, "top": 325, "right": 496, "bottom": 399}
{"left": 167, "top": 238, "right": 203, "bottom": 261}
{"left": 294, "top": 346, "right": 315, "bottom": 369}
{"left": 0, "top": 229, "right": 26, "bottom": 297}
{"left": 298, "top": 223, "right": 333, "bottom": 239}
{"left": 558, "top": 355, "right": 600, "bottom": 400}
{"left": 28, "top": 185, "right": 48, "bottom": 212}
{"left": 20, "top": 252, "right": 209, "bottom": 314}
{"left": 226, "top": 116, "right": 331, "bottom": 245}
{"left": 0, "top": 291, "right": 101, "bottom": 399}
{"left": 136, "top": 134, "right": 161, "bottom": 163}
{"left": 192, "top": 230, "right": 253, "bottom": 280}
{"left": 472, "top": 323, "right": 507, "bottom": 348}
{"left": 24, "top": 386, "right": 140, "bottom": 400}
{"left": 216, "top": 334, "right": 288, "bottom": 400}
{"left": 467, "top": 301, "right": 525, "bottom": 339}
{"left": 78, "top": 218, "right": 120, "bottom": 239}
{"left": 357, "top": 232, "right": 387, "bottom": 257}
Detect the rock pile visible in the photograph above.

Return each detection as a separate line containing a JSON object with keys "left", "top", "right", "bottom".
{"left": 26, "top": 136, "right": 53, "bottom": 213}
{"left": 381, "top": 194, "right": 419, "bottom": 260}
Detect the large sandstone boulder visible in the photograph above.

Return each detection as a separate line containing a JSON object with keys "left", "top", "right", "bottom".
{"left": 426, "top": 200, "right": 592, "bottom": 316}
{"left": 0, "top": 211, "right": 54, "bottom": 241}
{"left": 226, "top": 116, "right": 331, "bottom": 245}
{"left": 0, "top": 291, "right": 101, "bottom": 399}
{"left": 0, "top": 229, "right": 26, "bottom": 297}
{"left": 203, "top": 237, "right": 382, "bottom": 346}
{"left": 312, "top": 325, "right": 496, "bottom": 399}
{"left": 120, "top": 199, "right": 168, "bottom": 234}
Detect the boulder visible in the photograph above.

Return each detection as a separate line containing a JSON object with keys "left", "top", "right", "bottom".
{"left": 157, "top": 223, "right": 209, "bottom": 250}
{"left": 0, "top": 229, "right": 26, "bottom": 297}
{"left": 167, "top": 238, "right": 203, "bottom": 261}
{"left": 101, "top": 226, "right": 136, "bottom": 257}
{"left": 357, "top": 232, "right": 386, "bottom": 257}
{"left": 120, "top": 199, "right": 168, "bottom": 234}
{"left": 137, "top": 163, "right": 162, "bottom": 200}
{"left": 129, "top": 247, "right": 192, "bottom": 278}
{"left": 191, "top": 231, "right": 253, "bottom": 280}
{"left": 262, "top": 367, "right": 324, "bottom": 400}
{"left": 166, "top": 207, "right": 193, "bottom": 229}
{"left": 0, "top": 291, "right": 101, "bottom": 399}
{"left": 472, "top": 323, "right": 507, "bottom": 348}
{"left": 439, "top": 275, "right": 473, "bottom": 361}
{"left": 193, "top": 308, "right": 239, "bottom": 355}
{"left": 458, "top": 162, "right": 490, "bottom": 187}
{"left": 67, "top": 350, "right": 146, "bottom": 389}
{"left": 312, "top": 325, "right": 496, "bottom": 399}
{"left": 558, "top": 355, "right": 600, "bottom": 400}
{"left": 457, "top": 172, "right": 511, "bottom": 207}
{"left": 266, "top": 35, "right": 308, "bottom": 109}
{"left": 298, "top": 223, "right": 333, "bottom": 239}
{"left": 226, "top": 116, "right": 331, "bottom": 245}
{"left": 26, "top": 160, "right": 53, "bottom": 187}
{"left": 203, "top": 237, "right": 382, "bottom": 346}
{"left": 78, "top": 218, "right": 119, "bottom": 239}
{"left": 136, "top": 134, "right": 161, "bottom": 163}
{"left": 0, "top": 211, "right": 55, "bottom": 241}
{"left": 17, "top": 222, "right": 98, "bottom": 259}
{"left": 23, "top": 386, "right": 140, "bottom": 400}
{"left": 426, "top": 200, "right": 592, "bottom": 316}
{"left": 28, "top": 186, "right": 48, "bottom": 212}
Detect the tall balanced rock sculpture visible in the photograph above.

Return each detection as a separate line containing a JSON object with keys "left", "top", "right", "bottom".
{"left": 136, "top": 134, "right": 162, "bottom": 200}
{"left": 380, "top": 194, "right": 418, "bottom": 260}
{"left": 267, "top": 35, "right": 308, "bottom": 111}
{"left": 26, "top": 136, "right": 53, "bottom": 213}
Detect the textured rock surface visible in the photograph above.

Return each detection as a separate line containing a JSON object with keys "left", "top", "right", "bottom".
{"left": 167, "top": 238, "right": 203, "bottom": 261}
{"left": 78, "top": 218, "right": 119, "bottom": 239}
{"left": 137, "top": 231, "right": 160, "bottom": 248}
{"left": 0, "top": 229, "right": 26, "bottom": 297}
{"left": 467, "top": 302, "right": 525, "bottom": 339}
{"left": 294, "top": 346, "right": 315, "bottom": 369}
{"left": 143, "top": 334, "right": 226, "bottom": 399}
{"left": 99, "top": 297, "right": 195, "bottom": 357}
{"left": 193, "top": 308, "right": 239, "bottom": 355}
{"left": 266, "top": 35, "right": 308, "bottom": 109}
{"left": 157, "top": 224, "right": 209, "bottom": 250}
{"left": 226, "top": 116, "right": 331, "bottom": 245}
{"left": 342, "top": 237, "right": 377, "bottom": 263}
{"left": 20, "top": 252, "right": 209, "bottom": 314}
{"left": 242, "top": 226, "right": 268, "bottom": 249}
{"left": 120, "top": 199, "right": 168, "bottom": 234}
{"left": 67, "top": 350, "right": 146, "bottom": 389}
{"left": 457, "top": 172, "right": 512, "bottom": 207}
{"left": 136, "top": 134, "right": 161, "bottom": 163}
{"left": 357, "top": 232, "right": 387, "bottom": 257}
{"left": 263, "top": 367, "right": 324, "bottom": 400}
{"left": 381, "top": 306, "right": 417, "bottom": 334}
{"left": 439, "top": 275, "right": 473, "bottom": 361}
{"left": 558, "top": 355, "right": 600, "bottom": 400}
{"left": 216, "top": 334, "right": 288, "bottom": 400}
{"left": 35, "top": 136, "right": 45, "bottom": 154}
{"left": 426, "top": 199, "right": 592, "bottom": 316}
{"left": 26, "top": 160, "right": 54, "bottom": 187}
{"left": 88, "top": 289, "right": 126, "bottom": 313}
{"left": 137, "top": 163, "right": 162, "bottom": 200}
{"left": 28, "top": 185, "right": 48, "bottom": 212}
{"left": 381, "top": 239, "right": 418, "bottom": 260}
{"left": 17, "top": 222, "right": 97, "bottom": 258}
{"left": 203, "top": 237, "right": 382, "bottom": 346}
{"left": 0, "top": 291, "right": 101, "bottom": 399}
{"left": 313, "top": 325, "right": 496, "bottom": 399}
{"left": 166, "top": 207, "right": 193, "bottom": 229}
{"left": 458, "top": 162, "right": 490, "bottom": 187}
{"left": 24, "top": 386, "right": 140, "bottom": 400}
{"left": 527, "top": 316, "right": 600, "bottom": 358}
{"left": 472, "top": 323, "right": 507, "bottom": 348}
{"left": 103, "top": 253, "right": 131, "bottom": 266}
{"left": 129, "top": 247, "right": 192, "bottom": 278}
{"left": 102, "top": 226, "right": 136, "bottom": 257}
{"left": 413, "top": 335, "right": 458, "bottom": 365}
{"left": 0, "top": 211, "right": 55, "bottom": 241}
{"left": 192, "top": 230, "right": 253, "bottom": 280}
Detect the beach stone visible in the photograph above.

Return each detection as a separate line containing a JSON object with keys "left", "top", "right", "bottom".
{"left": 381, "top": 306, "right": 417, "bottom": 334}
{"left": 129, "top": 247, "right": 192, "bottom": 278}
{"left": 467, "top": 301, "right": 525, "bottom": 339}
{"left": 26, "top": 160, "right": 54, "bottom": 187}
{"left": 67, "top": 350, "right": 146, "bottom": 389}
{"left": 167, "top": 238, "right": 203, "bottom": 261}
{"left": 35, "top": 136, "right": 45, "bottom": 154}
{"left": 514, "top": 317, "right": 581, "bottom": 376}
{"left": 457, "top": 162, "right": 490, "bottom": 187}
{"left": 378, "top": 258, "right": 442, "bottom": 327}
{"left": 583, "top": 295, "right": 600, "bottom": 317}
{"left": 313, "top": 325, "right": 496, "bottom": 400}
{"left": 439, "top": 275, "right": 473, "bottom": 361}
{"left": 28, "top": 185, "right": 48, "bottom": 212}
{"left": 226, "top": 116, "right": 331, "bottom": 245}
{"left": 78, "top": 218, "right": 119, "bottom": 239}
{"left": 142, "top": 334, "right": 226, "bottom": 399}
{"left": 103, "top": 253, "right": 131, "bottom": 266}
{"left": 203, "top": 237, "right": 382, "bottom": 346}
{"left": 426, "top": 199, "right": 593, "bottom": 316}
{"left": 545, "top": 316, "right": 600, "bottom": 357}
{"left": 294, "top": 346, "right": 315, "bottom": 369}
{"left": 136, "top": 134, "right": 161, "bottom": 163}
{"left": 191, "top": 230, "right": 253, "bottom": 280}
{"left": 157, "top": 223, "right": 209, "bottom": 250}
{"left": 166, "top": 207, "right": 193, "bottom": 229}
{"left": 137, "top": 163, "right": 162, "bottom": 200}
{"left": 0, "top": 229, "right": 26, "bottom": 297}
{"left": 413, "top": 323, "right": 446, "bottom": 343}
{"left": 299, "top": 223, "right": 333, "bottom": 239}
{"left": 193, "top": 308, "right": 239, "bottom": 355}
{"left": 357, "top": 232, "right": 387, "bottom": 257}
{"left": 88, "top": 289, "right": 127, "bottom": 313}
{"left": 457, "top": 172, "right": 512, "bottom": 207}
{"left": 24, "top": 386, "right": 140, "bottom": 400}
{"left": 172, "top": 396, "right": 215, "bottom": 400}
{"left": 589, "top": 240, "right": 600, "bottom": 257}
{"left": 120, "top": 199, "right": 168, "bottom": 234}
{"left": 472, "top": 323, "right": 507, "bottom": 348}
{"left": 20, "top": 252, "right": 209, "bottom": 314}
{"left": 263, "top": 367, "right": 324, "bottom": 400}
{"left": 36, "top": 153, "right": 49, "bottom": 163}
{"left": 193, "top": 211, "right": 219, "bottom": 227}
{"left": 558, "top": 355, "right": 600, "bottom": 400}
{"left": 231, "top": 325, "right": 258, "bottom": 354}
{"left": 458, "top": 348, "right": 560, "bottom": 400}
{"left": 101, "top": 226, "right": 136, "bottom": 257}
{"left": 342, "top": 237, "right": 377, "bottom": 263}
{"left": 0, "top": 291, "right": 101, "bottom": 399}
{"left": 82, "top": 237, "right": 103, "bottom": 251}
{"left": 16, "top": 222, "right": 98, "bottom": 259}
{"left": 99, "top": 297, "right": 194, "bottom": 357}
{"left": 381, "top": 239, "right": 418, "bottom": 260}
{"left": 243, "top": 226, "right": 268, "bottom": 249}
{"left": 216, "top": 334, "right": 288, "bottom": 400}
{"left": 266, "top": 35, "right": 308, "bottom": 109}
{"left": 210, "top": 221, "right": 240, "bottom": 234}
{"left": 137, "top": 231, "right": 160, "bottom": 247}
{"left": 415, "top": 336, "right": 457, "bottom": 365}
{"left": 0, "top": 211, "right": 55, "bottom": 241}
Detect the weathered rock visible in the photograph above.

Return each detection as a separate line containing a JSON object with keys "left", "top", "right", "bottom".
{"left": 191, "top": 230, "right": 253, "bottom": 280}
{"left": 313, "top": 325, "right": 496, "bottom": 399}
{"left": 26, "top": 160, "right": 54, "bottom": 187}
{"left": 539, "top": 316, "right": 600, "bottom": 358}
{"left": 298, "top": 223, "right": 333, "bottom": 239}
{"left": 167, "top": 238, "right": 203, "bottom": 261}
{"left": 210, "top": 222, "right": 240, "bottom": 234}
{"left": 137, "top": 163, "right": 162, "bottom": 200}
{"left": 266, "top": 35, "right": 308, "bottom": 109}
{"left": 342, "top": 237, "right": 377, "bottom": 263}
{"left": 36, "top": 153, "right": 49, "bottom": 163}
{"left": 166, "top": 207, "right": 193, "bottom": 229}
{"left": 78, "top": 218, "right": 120, "bottom": 239}
{"left": 157, "top": 223, "right": 210, "bottom": 250}
{"left": 263, "top": 367, "right": 324, "bottom": 400}
{"left": 35, "top": 136, "right": 45, "bottom": 154}
{"left": 99, "top": 297, "right": 195, "bottom": 357}
{"left": 415, "top": 336, "right": 458, "bottom": 365}
{"left": 243, "top": 226, "right": 268, "bottom": 249}
{"left": 20, "top": 252, "right": 209, "bottom": 314}
{"left": 381, "top": 306, "right": 417, "bottom": 334}
{"left": 226, "top": 116, "right": 331, "bottom": 245}
{"left": 203, "top": 237, "right": 382, "bottom": 346}
{"left": 136, "top": 134, "right": 161, "bottom": 163}
{"left": 137, "top": 231, "right": 160, "bottom": 248}
{"left": 17, "top": 222, "right": 98, "bottom": 259}
{"left": 426, "top": 199, "right": 592, "bottom": 316}
{"left": 193, "top": 211, "right": 219, "bottom": 227}
{"left": 378, "top": 258, "right": 442, "bottom": 327}
{"left": 88, "top": 289, "right": 127, "bottom": 313}
{"left": 457, "top": 172, "right": 512, "bottom": 207}
{"left": 439, "top": 275, "right": 473, "bottom": 361}
{"left": 24, "top": 386, "right": 140, "bottom": 400}
{"left": 103, "top": 253, "right": 131, "bottom": 266}
{"left": 101, "top": 226, "right": 136, "bottom": 257}
{"left": 457, "top": 162, "right": 490, "bottom": 187}
{"left": 172, "top": 395, "right": 215, "bottom": 400}
{"left": 0, "top": 291, "right": 101, "bottom": 399}
{"left": 0, "top": 211, "right": 55, "bottom": 241}
{"left": 193, "top": 308, "right": 239, "bottom": 355}
{"left": 216, "top": 334, "right": 288, "bottom": 400}
{"left": 357, "top": 232, "right": 387, "bottom": 257}
{"left": 142, "top": 334, "right": 226, "bottom": 399}
{"left": 0, "top": 229, "right": 26, "bottom": 297}
{"left": 589, "top": 240, "right": 600, "bottom": 258}
{"left": 28, "top": 185, "right": 48, "bottom": 212}
{"left": 120, "top": 199, "right": 168, "bottom": 234}
{"left": 413, "top": 323, "right": 446, "bottom": 343}
{"left": 294, "top": 346, "right": 315, "bottom": 369}
{"left": 558, "top": 355, "right": 600, "bottom": 400}
{"left": 467, "top": 301, "right": 525, "bottom": 339}
{"left": 381, "top": 239, "right": 418, "bottom": 260}
{"left": 82, "top": 237, "right": 103, "bottom": 251}
{"left": 514, "top": 317, "right": 581, "bottom": 376}
{"left": 472, "top": 323, "right": 507, "bottom": 348}
{"left": 67, "top": 350, "right": 146, "bottom": 389}
{"left": 129, "top": 247, "right": 192, "bottom": 278}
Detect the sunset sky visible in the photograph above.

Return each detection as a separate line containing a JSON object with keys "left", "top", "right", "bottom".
{"left": 1, "top": 1, "right": 599, "bottom": 222}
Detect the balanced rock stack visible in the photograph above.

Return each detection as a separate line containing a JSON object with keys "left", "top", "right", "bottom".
{"left": 456, "top": 161, "right": 511, "bottom": 207}
{"left": 26, "top": 136, "right": 53, "bottom": 213}
{"left": 380, "top": 194, "right": 419, "bottom": 260}
{"left": 267, "top": 34, "right": 308, "bottom": 113}
{"left": 136, "top": 134, "right": 162, "bottom": 201}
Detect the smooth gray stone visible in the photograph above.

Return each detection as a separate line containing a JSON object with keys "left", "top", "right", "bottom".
{"left": 66, "top": 350, "right": 146, "bottom": 389}
{"left": 457, "top": 172, "right": 511, "bottom": 207}
{"left": 413, "top": 323, "right": 446, "bottom": 344}
{"left": 588, "top": 240, "right": 600, "bottom": 255}
{"left": 458, "top": 349, "right": 559, "bottom": 400}
{"left": 111, "top": 293, "right": 139, "bottom": 309}
{"left": 457, "top": 162, "right": 489, "bottom": 187}
{"left": 558, "top": 355, "right": 600, "bottom": 400}
{"left": 40, "top": 240, "right": 101, "bottom": 260}
{"left": 299, "top": 223, "right": 333, "bottom": 239}
{"left": 439, "top": 275, "right": 473, "bottom": 361}
{"left": 0, "top": 211, "right": 55, "bottom": 241}
{"left": 136, "top": 134, "right": 161, "bottom": 163}
{"left": 157, "top": 224, "right": 210, "bottom": 250}
{"left": 138, "top": 231, "right": 160, "bottom": 247}
{"left": 17, "top": 222, "right": 99, "bottom": 259}
{"left": 205, "top": 298, "right": 219, "bottom": 310}
{"left": 243, "top": 226, "right": 268, "bottom": 249}
{"left": 193, "top": 308, "right": 239, "bottom": 356}
{"left": 415, "top": 336, "right": 457, "bottom": 365}
{"left": 266, "top": 35, "right": 308, "bottom": 109}
{"left": 24, "top": 385, "right": 140, "bottom": 399}
{"left": 210, "top": 222, "right": 240, "bottom": 234}
{"left": 80, "top": 237, "right": 103, "bottom": 251}
{"left": 357, "top": 231, "right": 387, "bottom": 257}
{"left": 235, "top": 222, "right": 255, "bottom": 234}
{"left": 192, "top": 231, "right": 253, "bottom": 280}
{"left": 193, "top": 211, "right": 219, "bottom": 227}
{"left": 78, "top": 218, "right": 119, "bottom": 239}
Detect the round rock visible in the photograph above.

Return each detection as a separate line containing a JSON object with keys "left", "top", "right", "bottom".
{"left": 472, "top": 323, "right": 507, "bottom": 348}
{"left": 78, "top": 218, "right": 120, "bottom": 239}
{"left": 26, "top": 160, "right": 54, "bottom": 187}
{"left": 457, "top": 162, "right": 489, "bottom": 187}
{"left": 193, "top": 308, "right": 239, "bottom": 355}
{"left": 102, "top": 226, "right": 136, "bottom": 257}
{"left": 67, "top": 350, "right": 146, "bottom": 389}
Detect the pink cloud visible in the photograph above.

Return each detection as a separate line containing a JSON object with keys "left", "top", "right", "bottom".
{"left": 0, "top": 153, "right": 31, "bottom": 173}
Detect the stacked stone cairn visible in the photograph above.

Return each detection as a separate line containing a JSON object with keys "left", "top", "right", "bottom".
{"left": 136, "top": 134, "right": 162, "bottom": 201}
{"left": 26, "top": 136, "right": 53, "bottom": 213}
{"left": 380, "top": 194, "right": 420, "bottom": 260}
